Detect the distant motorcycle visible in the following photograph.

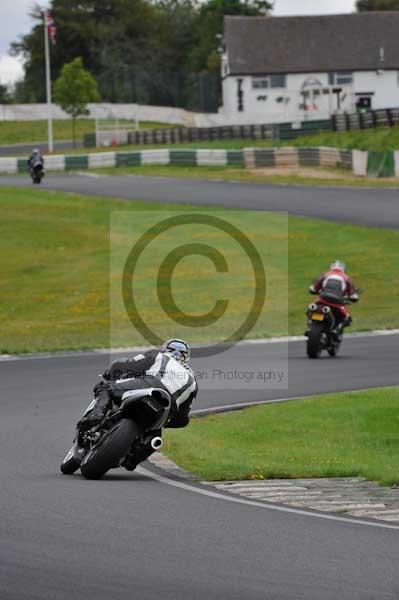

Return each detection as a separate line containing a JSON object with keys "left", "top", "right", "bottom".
{"left": 30, "top": 163, "right": 45, "bottom": 184}
{"left": 305, "top": 292, "right": 361, "bottom": 359}
{"left": 60, "top": 387, "right": 171, "bottom": 479}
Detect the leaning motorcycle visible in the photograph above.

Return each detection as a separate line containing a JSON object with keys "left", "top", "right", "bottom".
{"left": 60, "top": 387, "right": 171, "bottom": 479}
{"left": 305, "top": 296, "right": 356, "bottom": 359}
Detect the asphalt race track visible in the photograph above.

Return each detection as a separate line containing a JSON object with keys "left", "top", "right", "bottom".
{"left": 1, "top": 175, "right": 399, "bottom": 599}
{"left": 1, "top": 172, "right": 399, "bottom": 229}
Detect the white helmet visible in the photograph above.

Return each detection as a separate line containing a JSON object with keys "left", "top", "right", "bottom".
{"left": 330, "top": 260, "right": 346, "bottom": 273}
{"left": 161, "top": 339, "right": 190, "bottom": 363}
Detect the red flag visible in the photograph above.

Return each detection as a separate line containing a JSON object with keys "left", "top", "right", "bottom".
{"left": 45, "top": 10, "right": 57, "bottom": 45}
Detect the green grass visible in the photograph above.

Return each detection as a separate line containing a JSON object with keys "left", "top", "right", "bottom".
{"left": 163, "top": 387, "right": 399, "bottom": 486}
{"left": 1, "top": 187, "right": 398, "bottom": 353}
{"left": 90, "top": 164, "right": 399, "bottom": 188}
{"left": 0, "top": 119, "right": 173, "bottom": 145}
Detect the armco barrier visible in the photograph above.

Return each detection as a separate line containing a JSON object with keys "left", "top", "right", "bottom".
{"left": 0, "top": 157, "right": 17, "bottom": 173}
{"left": 196, "top": 149, "right": 227, "bottom": 166}
{"left": 298, "top": 147, "right": 320, "bottom": 167}
{"left": 65, "top": 155, "right": 89, "bottom": 170}
{"left": 88, "top": 152, "right": 116, "bottom": 169}
{"left": 245, "top": 147, "right": 353, "bottom": 172}
{"left": 1, "top": 146, "right": 396, "bottom": 178}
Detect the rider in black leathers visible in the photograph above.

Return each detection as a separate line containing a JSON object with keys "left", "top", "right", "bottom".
{"left": 76, "top": 339, "right": 198, "bottom": 469}
{"left": 27, "top": 148, "right": 44, "bottom": 172}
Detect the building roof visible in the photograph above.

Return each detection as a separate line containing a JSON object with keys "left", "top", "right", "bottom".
{"left": 224, "top": 13, "right": 399, "bottom": 75}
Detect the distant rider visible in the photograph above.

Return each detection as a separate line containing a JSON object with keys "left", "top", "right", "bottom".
{"left": 27, "top": 148, "right": 44, "bottom": 172}
{"left": 309, "top": 260, "right": 359, "bottom": 337}
{"left": 76, "top": 339, "right": 198, "bottom": 469}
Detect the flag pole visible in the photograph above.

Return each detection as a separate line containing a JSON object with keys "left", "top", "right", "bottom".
{"left": 43, "top": 9, "right": 54, "bottom": 153}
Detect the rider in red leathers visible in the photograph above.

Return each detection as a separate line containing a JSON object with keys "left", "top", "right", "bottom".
{"left": 309, "top": 260, "right": 359, "bottom": 338}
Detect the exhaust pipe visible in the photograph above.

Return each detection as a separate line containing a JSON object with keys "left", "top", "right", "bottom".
{"left": 150, "top": 436, "right": 163, "bottom": 451}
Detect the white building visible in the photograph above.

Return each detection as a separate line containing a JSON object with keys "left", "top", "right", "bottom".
{"left": 220, "top": 12, "right": 399, "bottom": 124}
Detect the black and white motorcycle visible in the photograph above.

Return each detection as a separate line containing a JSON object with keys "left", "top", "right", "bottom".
{"left": 60, "top": 387, "right": 171, "bottom": 480}
{"left": 30, "top": 162, "right": 45, "bottom": 184}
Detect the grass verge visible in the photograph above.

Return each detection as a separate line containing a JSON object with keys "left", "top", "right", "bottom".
{"left": 89, "top": 164, "right": 399, "bottom": 188}
{"left": 163, "top": 387, "right": 399, "bottom": 486}
{"left": 1, "top": 187, "right": 398, "bottom": 353}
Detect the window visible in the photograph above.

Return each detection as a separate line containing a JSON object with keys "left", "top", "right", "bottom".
{"left": 270, "top": 74, "right": 286, "bottom": 88}
{"left": 252, "top": 78, "right": 269, "bottom": 89}
{"left": 252, "top": 74, "right": 286, "bottom": 89}
{"left": 328, "top": 72, "right": 353, "bottom": 85}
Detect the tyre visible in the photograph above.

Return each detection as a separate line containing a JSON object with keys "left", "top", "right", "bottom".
{"left": 328, "top": 339, "right": 341, "bottom": 357}
{"left": 307, "top": 322, "right": 324, "bottom": 359}
{"left": 80, "top": 419, "right": 138, "bottom": 480}
{"left": 60, "top": 445, "right": 81, "bottom": 475}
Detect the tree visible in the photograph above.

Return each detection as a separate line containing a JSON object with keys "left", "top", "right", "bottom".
{"left": 53, "top": 57, "right": 100, "bottom": 146}
{"left": 186, "top": 0, "right": 272, "bottom": 109}
{"left": 188, "top": 0, "right": 272, "bottom": 74}
{"left": 0, "top": 84, "right": 11, "bottom": 104}
{"left": 357, "top": 0, "right": 399, "bottom": 9}
{"left": 10, "top": 0, "right": 272, "bottom": 110}
{"left": 10, "top": 0, "right": 167, "bottom": 103}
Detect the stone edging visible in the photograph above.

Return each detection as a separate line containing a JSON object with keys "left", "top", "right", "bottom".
{"left": 148, "top": 455, "right": 399, "bottom": 523}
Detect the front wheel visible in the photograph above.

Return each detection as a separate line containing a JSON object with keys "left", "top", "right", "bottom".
{"left": 307, "top": 322, "right": 324, "bottom": 359}
{"left": 60, "top": 445, "right": 81, "bottom": 475}
{"left": 80, "top": 418, "right": 138, "bottom": 480}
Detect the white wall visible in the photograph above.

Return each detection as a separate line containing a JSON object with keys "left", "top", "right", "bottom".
{"left": 221, "top": 72, "right": 356, "bottom": 123}
{"left": 0, "top": 103, "right": 199, "bottom": 126}
{"left": 353, "top": 70, "right": 399, "bottom": 110}
{"left": 221, "top": 70, "right": 399, "bottom": 123}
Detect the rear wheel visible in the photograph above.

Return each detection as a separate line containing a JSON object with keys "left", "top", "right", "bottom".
{"left": 60, "top": 445, "right": 81, "bottom": 475}
{"left": 307, "top": 322, "right": 324, "bottom": 359}
{"left": 80, "top": 418, "right": 138, "bottom": 480}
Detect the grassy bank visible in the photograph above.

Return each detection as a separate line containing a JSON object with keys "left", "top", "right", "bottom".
{"left": 0, "top": 119, "right": 172, "bottom": 145}
{"left": 1, "top": 187, "right": 398, "bottom": 353}
{"left": 163, "top": 387, "right": 399, "bottom": 486}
